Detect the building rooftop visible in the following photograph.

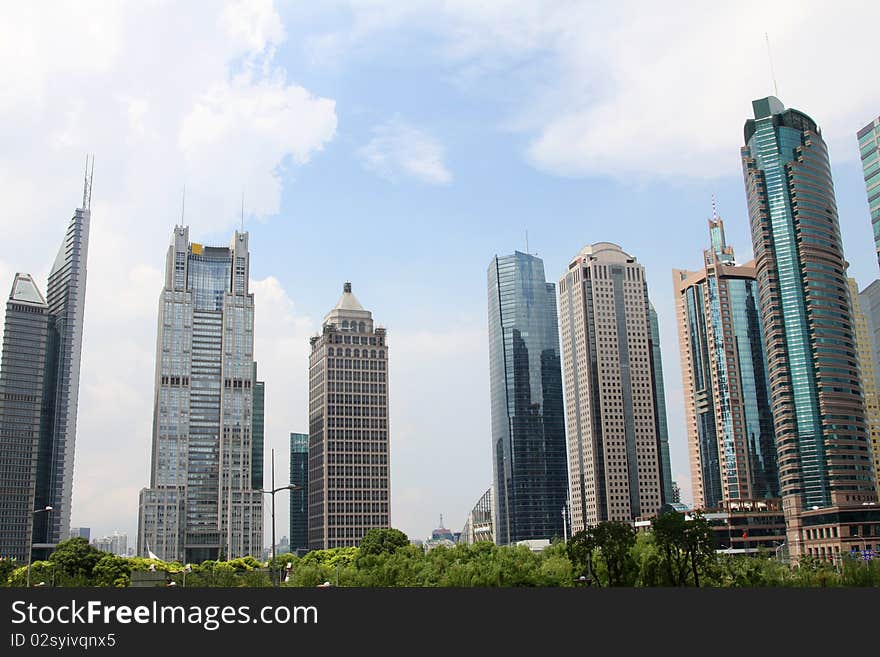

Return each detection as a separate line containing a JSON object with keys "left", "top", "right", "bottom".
{"left": 9, "top": 273, "right": 46, "bottom": 305}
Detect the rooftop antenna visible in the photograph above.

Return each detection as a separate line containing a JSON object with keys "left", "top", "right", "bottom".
{"left": 87, "top": 156, "right": 94, "bottom": 209}
{"left": 440, "top": 514, "right": 444, "bottom": 528}
{"left": 180, "top": 185, "right": 186, "bottom": 224}
{"left": 81, "top": 154, "right": 92, "bottom": 210}
{"left": 765, "top": 32, "right": 779, "bottom": 97}
{"left": 712, "top": 193, "right": 718, "bottom": 221}
{"left": 525, "top": 229, "right": 529, "bottom": 255}
{"left": 241, "top": 189, "right": 245, "bottom": 234}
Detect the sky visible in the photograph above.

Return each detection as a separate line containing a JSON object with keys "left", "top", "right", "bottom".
{"left": 1, "top": 0, "right": 879, "bottom": 549}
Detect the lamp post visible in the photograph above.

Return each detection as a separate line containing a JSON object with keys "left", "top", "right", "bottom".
{"left": 261, "top": 448, "right": 302, "bottom": 586}
{"left": 26, "top": 506, "right": 53, "bottom": 588}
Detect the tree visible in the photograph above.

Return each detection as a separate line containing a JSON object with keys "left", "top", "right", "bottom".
{"left": 49, "top": 537, "right": 104, "bottom": 584}
{"left": 592, "top": 521, "right": 637, "bottom": 586}
{"left": 358, "top": 528, "right": 410, "bottom": 557}
{"left": 93, "top": 555, "right": 131, "bottom": 587}
{"left": 682, "top": 512, "right": 715, "bottom": 587}
{"left": 651, "top": 511, "right": 690, "bottom": 585}
{"left": 567, "top": 529, "right": 598, "bottom": 585}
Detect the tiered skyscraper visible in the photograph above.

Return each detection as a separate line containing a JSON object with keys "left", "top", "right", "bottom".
{"left": 0, "top": 175, "right": 91, "bottom": 563}
{"left": 557, "top": 243, "right": 664, "bottom": 532}
{"left": 674, "top": 219, "right": 779, "bottom": 511}
{"left": 858, "top": 116, "right": 880, "bottom": 267}
{"left": 137, "top": 226, "right": 263, "bottom": 563}
{"left": 741, "top": 96, "right": 879, "bottom": 558}
{"left": 487, "top": 252, "right": 567, "bottom": 545}
{"left": 307, "top": 283, "right": 390, "bottom": 550}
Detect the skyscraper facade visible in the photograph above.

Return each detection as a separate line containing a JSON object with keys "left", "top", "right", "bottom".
{"left": 557, "top": 243, "right": 662, "bottom": 532}
{"left": 674, "top": 219, "right": 778, "bottom": 512}
{"left": 848, "top": 279, "right": 880, "bottom": 494}
{"left": 252, "top": 363, "right": 264, "bottom": 491}
{"left": 648, "top": 302, "right": 674, "bottom": 504}
{"left": 487, "top": 252, "right": 567, "bottom": 545}
{"left": 742, "top": 96, "right": 879, "bottom": 558}
{"left": 0, "top": 184, "right": 91, "bottom": 562}
{"left": 289, "top": 432, "right": 308, "bottom": 555}
{"left": 860, "top": 280, "right": 880, "bottom": 383}
{"left": 138, "top": 226, "right": 262, "bottom": 563}
{"left": 857, "top": 116, "right": 880, "bottom": 267}
{"left": 307, "top": 283, "right": 390, "bottom": 550}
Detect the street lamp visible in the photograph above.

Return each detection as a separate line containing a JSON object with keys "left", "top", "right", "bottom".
{"left": 260, "top": 448, "right": 303, "bottom": 587}
{"left": 26, "top": 506, "right": 53, "bottom": 588}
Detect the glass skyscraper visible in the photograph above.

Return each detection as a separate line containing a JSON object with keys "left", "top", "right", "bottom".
{"left": 648, "top": 302, "right": 674, "bottom": 504}
{"left": 488, "top": 252, "right": 567, "bottom": 545}
{"left": 252, "top": 362, "right": 264, "bottom": 491}
{"left": 137, "top": 226, "right": 262, "bottom": 563}
{"left": 289, "top": 432, "right": 308, "bottom": 555}
{"left": 742, "top": 96, "right": 879, "bottom": 559}
{"left": 857, "top": 116, "right": 880, "bottom": 267}
{"left": 0, "top": 182, "right": 91, "bottom": 563}
{"left": 674, "top": 219, "right": 778, "bottom": 512}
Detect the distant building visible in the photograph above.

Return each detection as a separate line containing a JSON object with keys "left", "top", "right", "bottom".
{"left": 92, "top": 532, "right": 128, "bottom": 556}
{"left": 857, "top": 116, "right": 880, "bottom": 267}
{"left": 423, "top": 518, "right": 455, "bottom": 551}
{"left": 69, "top": 527, "right": 90, "bottom": 541}
{"left": 289, "top": 432, "right": 308, "bottom": 556}
{"left": 848, "top": 279, "right": 880, "bottom": 494}
{"left": 460, "top": 487, "right": 494, "bottom": 545}
{"left": 669, "top": 482, "right": 681, "bottom": 505}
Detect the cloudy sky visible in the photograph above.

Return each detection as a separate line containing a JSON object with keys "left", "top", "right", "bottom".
{"left": 1, "top": 0, "right": 879, "bottom": 547}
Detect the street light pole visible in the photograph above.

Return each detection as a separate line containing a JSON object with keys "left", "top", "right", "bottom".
{"left": 26, "top": 506, "right": 53, "bottom": 588}
{"left": 260, "top": 447, "right": 303, "bottom": 587}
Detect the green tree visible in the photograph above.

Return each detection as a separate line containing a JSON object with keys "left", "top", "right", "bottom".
{"left": 682, "top": 512, "right": 715, "bottom": 587}
{"left": 358, "top": 528, "right": 410, "bottom": 557}
{"left": 567, "top": 529, "right": 598, "bottom": 585}
{"left": 93, "top": 555, "right": 131, "bottom": 587}
{"left": 651, "top": 511, "right": 690, "bottom": 585}
{"left": 49, "top": 537, "right": 104, "bottom": 584}
{"left": 592, "top": 521, "right": 637, "bottom": 586}
{"left": 0, "top": 557, "right": 18, "bottom": 586}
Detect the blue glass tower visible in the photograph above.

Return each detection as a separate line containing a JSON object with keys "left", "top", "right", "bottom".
{"left": 289, "top": 432, "right": 308, "bottom": 556}
{"left": 487, "top": 252, "right": 567, "bottom": 545}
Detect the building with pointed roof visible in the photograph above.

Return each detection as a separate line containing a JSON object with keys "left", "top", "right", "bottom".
{"left": 308, "top": 282, "right": 390, "bottom": 550}
{"left": 0, "top": 184, "right": 91, "bottom": 562}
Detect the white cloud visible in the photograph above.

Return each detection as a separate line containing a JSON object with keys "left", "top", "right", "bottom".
{"left": 308, "top": 0, "right": 880, "bottom": 180}
{"left": 0, "top": 2, "right": 336, "bottom": 544}
{"left": 359, "top": 118, "right": 452, "bottom": 185}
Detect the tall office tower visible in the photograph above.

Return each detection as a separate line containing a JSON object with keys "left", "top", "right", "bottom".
{"left": 849, "top": 279, "right": 880, "bottom": 494}
{"left": 648, "top": 303, "right": 674, "bottom": 504}
{"left": 557, "top": 243, "right": 662, "bottom": 532}
{"left": 673, "top": 219, "right": 779, "bottom": 512}
{"left": 861, "top": 280, "right": 880, "bottom": 378}
{"left": 307, "top": 283, "right": 390, "bottom": 550}
{"left": 487, "top": 252, "right": 567, "bottom": 545}
{"left": 289, "top": 432, "right": 308, "bottom": 555}
{"left": 858, "top": 117, "right": 880, "bottom": 267}
{"left": 0, "top": 175, "right": 91, "bottom": 563}
{"left": 252, "top": 363, "right": 264, "bottom": 491}
{"left": 742, "top": 96, "right": 879, "bottom": 559}
{"left": 138, "top": 226, "right": 262, "bottom": 563}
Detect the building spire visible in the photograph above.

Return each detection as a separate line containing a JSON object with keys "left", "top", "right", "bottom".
{"left": 180, "top": 185, "right": 186, "bottom": 224}
{"left": 241, "top": 189, "right": 245, "bottom": 233}
{"left": 711, "top": 193, "right": 718, "bottom": 221}
{"left": 765, "top": 32, "right": 779, "bottom": 97}
{"left": 344, "top": 281, "right": 352, "bottom": 294}
{"left": 81, "top": 154, "right": 94, "bottom": 210}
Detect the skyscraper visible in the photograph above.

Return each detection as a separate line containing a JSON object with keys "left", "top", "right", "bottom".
{"left": 289, "top": 432, "right": 308, "bottom": 555}
{"left": 741, "top": 96, "right": 879, "bottom": 558}
{"left": 138, "top": 226, "right": 262, "bottom": 563}
{"left": 487, "top": 252, "right": 567, "bottom": 545}
{"left": 648, "top": 302, "right": 674, "bottom": 504}
{"left": 674, "top": 218, "right": 778, "bottom": 512}
{"left": 860, "top": 280, "right": 880, "bottom": 380}
{"left": 307, "top": 282, "right": 390, "bottom": 550}
{"left": 848, "top": 279, "right": 880, "bottom": 494}
{"left": 857, "top": 116, "right": 880, "bottom": 267}
{"left": 252, "top": 362, "right": 264, "bottom": 491}
{"left": 558, "top": 243, "right": 663, "bottom": 532}
{"left": 0, "top": 176, "right": 91, "bottom": 563}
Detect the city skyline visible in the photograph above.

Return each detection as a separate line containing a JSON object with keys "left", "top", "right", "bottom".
{"left": 2, "top": 3, "right": 880, "bottom": 546}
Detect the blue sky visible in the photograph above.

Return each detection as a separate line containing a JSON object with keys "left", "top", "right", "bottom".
{"left": 1, "top": 1, "right": 878, "bottom": 547}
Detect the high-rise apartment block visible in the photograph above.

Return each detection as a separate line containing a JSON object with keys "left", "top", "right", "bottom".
{"left": 289, "top": 432, "right": 308, "bottom": 555}
{"left": 742, "top": 96, "right": 879, "bottom": 559}
{"left": 849, "top": 279, "right": 880, "bottom": 494}
{"left": 674, "top": 219, "right": 778, "bottom": 511}
{"left": 0, "top": 178, "right": 91, "bottom": 563}
{"left": 857, "top": 116, "right": 880, "bottom": 267}
{"left": 138, "top": 226, "right": 263, "bottom": 563}
{"left": 557, "top": 243, "right": 663, "bottom": 532}
{"left": 307, "top": 283, "right": 390, "bottom": 550}
{"left": 487, "top": 252, "right": 567, "bottom": 545}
